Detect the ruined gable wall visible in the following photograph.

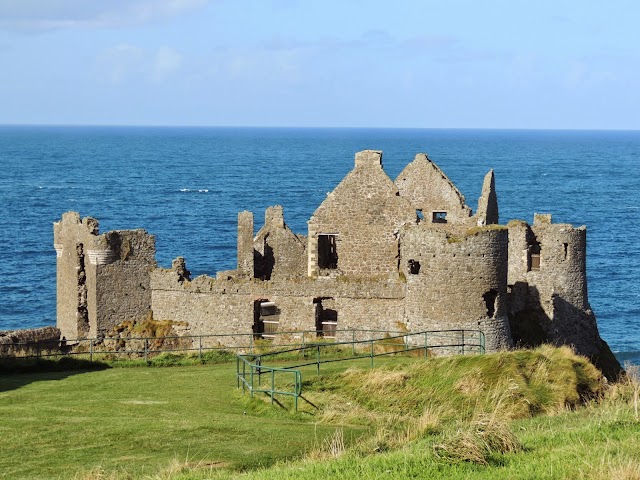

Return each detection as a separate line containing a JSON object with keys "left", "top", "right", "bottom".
{"left": 395, "top": 154, "right": 473, "bottom": 225}
{"left": 400, "top": 226, "right": 512, "bottom": 352}
{"left": 253, "top": 206, "right": 307, "bottom": 280}
{"left": 308, "top": 151, "right": 415, "bottom": 277}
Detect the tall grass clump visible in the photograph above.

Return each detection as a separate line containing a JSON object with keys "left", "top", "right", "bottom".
{"left": 310, "top": 345, "right": 604, "bottom": 428}
{"left": 433, "top": 415, "right": 522, "bottom": 465}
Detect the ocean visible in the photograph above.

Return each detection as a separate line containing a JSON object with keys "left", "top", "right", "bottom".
{"left": 1, "top": 126, "right": 638, "bottom": 363}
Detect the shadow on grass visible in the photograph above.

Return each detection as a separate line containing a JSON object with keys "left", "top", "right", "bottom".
{"left": 0, "top": 357, "right": 110, "bottom": 392}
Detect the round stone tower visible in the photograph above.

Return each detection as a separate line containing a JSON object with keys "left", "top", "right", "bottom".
{"left": 400, "top": 225, "right": 512, "bottom": 352}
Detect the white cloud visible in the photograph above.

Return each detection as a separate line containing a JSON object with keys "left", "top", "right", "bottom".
{"left": 563, "top": 61, "right": 616, "bottom": 90}
{"left": 0, "top": 0, "right": 212, "bottom": 32}
{"left": 97, "top": 43, "right": 145, "bottom": 85}
{"left": 152, "top": 47, "right": 183, "bottom": 80}
{"left": 96, "top": 44, "right": 182, "bottom": 85}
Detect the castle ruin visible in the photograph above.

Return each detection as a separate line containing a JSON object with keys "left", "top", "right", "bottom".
{"left": 54, "top": 150, "right": 620, "bottom": 378}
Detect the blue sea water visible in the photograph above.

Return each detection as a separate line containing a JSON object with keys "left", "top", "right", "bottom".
{"left": 1, "top": 126, "right": 639, "bottom": 363}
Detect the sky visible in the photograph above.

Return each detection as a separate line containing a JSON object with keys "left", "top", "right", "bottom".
{"left": 0, "top": 0, "right": 638, "bottom": 129}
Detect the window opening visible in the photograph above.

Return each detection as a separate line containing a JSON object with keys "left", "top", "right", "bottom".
{"left": 416, "top": 209, "right": 424, "bottom": 221}
{"left": 563, "top": 243, "right": 568, "bottom": 260}
{"left": 318, "top": 234, "right": 338, "bottom": 270}
{"left": 408, "top": 259, "right": 421, "bottom": 275}
{"left": 313, "top": 298, "right": 337, "bottom": 338}
{"left": 432, "top": 211, "right": 448, "bottom": 224}
{"left": 483, "top": 289, "right": 498, "bottom": 318}
{"left": 254, "top": 236, "right": 274, "bottom": 280}
{"left": 528, "top": 242, "right": 541, "bottom": 271}
{"left": 253, "top": 299, "right": 279, "bottom": 339}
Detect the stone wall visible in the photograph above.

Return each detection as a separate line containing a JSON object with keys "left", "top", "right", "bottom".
{"left": 0, "top": 326, "right": 62, "bottom": 356}
{"left": 151, "top": 268, "right": 407, "bottom": 342}
{"left": 94, "top": 230, "right": 156, "bottom": 336}
{"left": 507, "top": 218, "right": 590, "bottom": 342}
{"left": 54, "top": 212, "right": 96, "bottom": 340}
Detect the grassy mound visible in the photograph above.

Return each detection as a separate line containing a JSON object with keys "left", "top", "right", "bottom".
{"left": 185, "top": 347, "right": 636, "bottom": 480}
{"left": 307, "top": 345, "right": 603, "bottom": 425}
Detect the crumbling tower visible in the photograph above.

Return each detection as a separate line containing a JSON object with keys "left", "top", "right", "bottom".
{"left": 54, "top": 212, "right": 156, "bottom": 339}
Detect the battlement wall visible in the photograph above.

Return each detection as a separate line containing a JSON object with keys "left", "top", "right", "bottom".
{"left": 150, "top": 267, "right": 406, "bottom": 338}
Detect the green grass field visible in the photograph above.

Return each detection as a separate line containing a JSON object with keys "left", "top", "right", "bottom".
{"left": 0, "top": 360, "right": 364, "bottom": 479}
{"left": 1, "top": 347, "right": 639, "bottom": 479}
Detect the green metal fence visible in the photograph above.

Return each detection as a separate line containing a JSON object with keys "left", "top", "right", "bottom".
{"left": 1, "top": 328, "right": 484, "bottom": 362}
{"left": 236, "top": 329, "right": 485, "bottom": 412}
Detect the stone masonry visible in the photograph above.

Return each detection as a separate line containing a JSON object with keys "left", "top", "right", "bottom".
{"left": 55, "top": 151, "right": 622, "bottom": 378}
{"left": 54, "top": 212, "right": 156, "bottom": 340}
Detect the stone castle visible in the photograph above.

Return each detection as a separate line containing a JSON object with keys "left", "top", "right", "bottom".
{"left": 54, "top": 150, "right": 620, "bottom": 377}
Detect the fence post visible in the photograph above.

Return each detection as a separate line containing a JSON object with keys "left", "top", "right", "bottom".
{"left": 370, "top": 340, "right": 374, "bottom": 368}
{"left": 198, "top": 336, "right": 202, "bottom": 361}
{"left": 144, "top": 337, "right": 149, "bottom": 363}
{"left": 250, "top": 367, "right": 254, "bottom": 398}
{"left": 301, "top": 331, "right": 305, "bottom": 350}
{"left": 316, "top": 345, "right": 320, "bottom": 375}
{"left": 424, "top": 332, "right": 428, "bottom": 359}
{"left": 90, "top": 339, "right": 94, "bottom": 362}
{"left": 352, "top": 330, "right": 356, "bottom": 356}
{"left": 461, "top": 330, "right": 465, "bottom": 355}
{"left": 242, "top": 359, "right": 246, "bottom": 392}
{"left": 271, "top": 370, "right": 275, "bottom": 405}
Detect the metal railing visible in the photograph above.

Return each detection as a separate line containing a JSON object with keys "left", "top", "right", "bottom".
{"left": 0, "top": 329, "right": 484, "bottom": 361}
{"left": 237, "top": 356, "right": 303, "bottom": 411}
{"left": 0, "top": 328, "right": 484, "bottom": 362}
{"left": 236, "top": 329, "right": 485, "bottom": 412}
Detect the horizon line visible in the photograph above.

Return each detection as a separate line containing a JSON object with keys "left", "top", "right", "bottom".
{"left": 1, "top": 123, "right": 639, "bottom": 133}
